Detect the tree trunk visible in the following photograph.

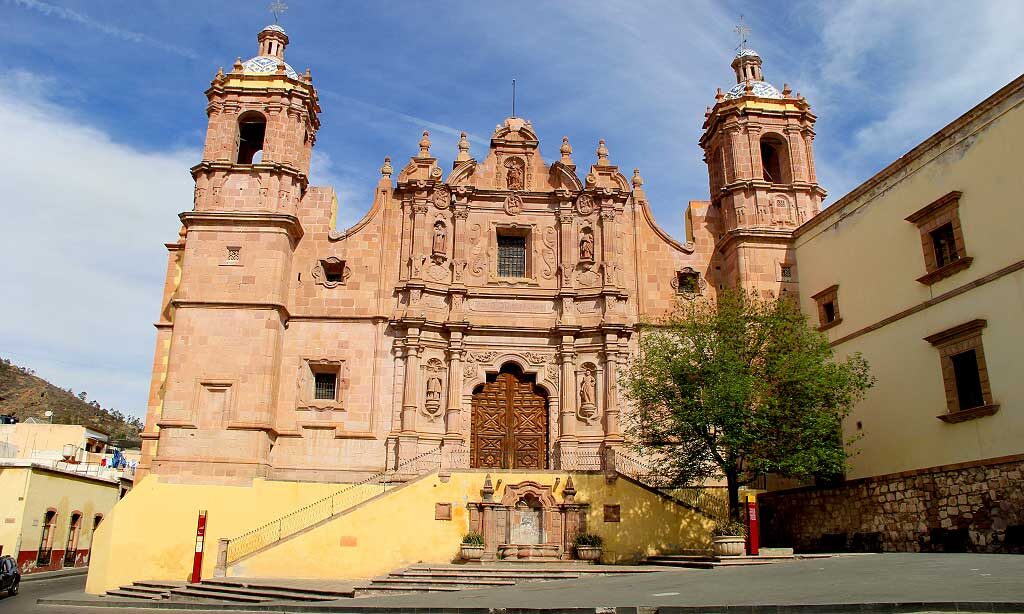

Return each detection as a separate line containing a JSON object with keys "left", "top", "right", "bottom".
{"left": 726, "top": 471, "right": 741, "bottom": 523}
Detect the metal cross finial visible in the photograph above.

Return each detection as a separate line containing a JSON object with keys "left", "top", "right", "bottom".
{"left": 269, "top": 0, "right": 288, "bottom": 23}
{"left": 734, "top": 15, "right": 751, "bottom": 51}
{"left": 511, "top": 78, "right": 517, "bottom": 118}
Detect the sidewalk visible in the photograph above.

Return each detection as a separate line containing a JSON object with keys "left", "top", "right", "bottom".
{"left": 21, "top": 565, "right": 88, "bottom": 582}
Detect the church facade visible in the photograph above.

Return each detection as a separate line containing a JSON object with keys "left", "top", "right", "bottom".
{"left": 136, "top": 25, "right": 823, "bottom": 485}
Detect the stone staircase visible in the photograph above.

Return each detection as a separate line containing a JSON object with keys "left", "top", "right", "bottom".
{"left": 104, "top": 578, "right": 355, "bottom": 603}
{"left": 353, "top": 563, "right": 670, "bottom": 596}
{"left": 645, "top": 547, "right": 832, "bottom": 569}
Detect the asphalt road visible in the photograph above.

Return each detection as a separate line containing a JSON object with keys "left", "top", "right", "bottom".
{"left": 2, "top": 573, "right": 88, "bottom": 613}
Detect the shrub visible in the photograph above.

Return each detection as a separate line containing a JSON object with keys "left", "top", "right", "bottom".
{"left": 712, "top": 521, "right": 747, "bottom": 537}
{"left": 573, "top": 533, "right": 603, "bottom": 547}
{"left": 461, "top": 531, "right": 485, "bottom": 546}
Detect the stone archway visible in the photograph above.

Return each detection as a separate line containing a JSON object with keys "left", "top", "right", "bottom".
{"left": 470, "top": 363, "right": 548, "bottom": 469}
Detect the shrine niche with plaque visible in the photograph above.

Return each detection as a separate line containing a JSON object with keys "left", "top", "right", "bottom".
{"left": 467, "top": 477, "right": 589, "bottom": 562}
{"left": 470, "top": 364, "right": 548, "bottom": 469}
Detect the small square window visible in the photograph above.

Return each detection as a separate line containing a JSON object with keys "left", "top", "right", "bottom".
{"left": 780, "top": 265, "right": 793, "bottom": 281}
{"left": 811, "top": 285, "right": 841, "bottom": 331}
{"left": 497, "top": 235, "right": 526, "bottom": 278}
{"left": 322, "top": 260, "right": 346, "bottom": 283}
{"left": 677, "top": 272, "right": 699, "bottom": 295}
{"left": 314, "top": 372, "right": 337, "bottom": 401}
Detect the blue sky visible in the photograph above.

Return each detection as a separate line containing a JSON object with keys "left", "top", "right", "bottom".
{"left": 0, "top": 0, "right": 1021, "bottom": 420}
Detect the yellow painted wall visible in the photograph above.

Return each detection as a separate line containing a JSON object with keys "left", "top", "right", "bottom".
{"left": 87, "top": 471, "right": 713, "bottom": 594}
{"left": 794, "top": 82, "right": 1024, "bottom": 479}
{"left": 0, "top": 468, "right": 31, "bottom": 557}
{"left": 0, "top": 424, "right": 90, "bottom": 459}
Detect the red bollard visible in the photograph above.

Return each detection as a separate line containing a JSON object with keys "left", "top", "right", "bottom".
{"left": 745, "top": 496, "right": 759, "bottom": 555}
{"left": 191, "top": 510, "right": 208, "bottom": 583}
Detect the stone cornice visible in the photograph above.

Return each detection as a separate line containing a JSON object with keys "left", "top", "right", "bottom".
{"left": 715, "top": 227, "right": 796, "bottom": 253}
{"left": 190, "top": 160, "right": 309, "bottom": 188}
{"left": 179, "top": 211, "right": 304, "bottom": 241}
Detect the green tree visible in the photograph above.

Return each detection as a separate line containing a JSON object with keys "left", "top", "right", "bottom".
{"left": 621, "top": 290, "right": 873, "bottom": 522}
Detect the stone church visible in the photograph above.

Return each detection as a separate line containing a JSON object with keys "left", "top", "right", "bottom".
{"left": 137, "top": 24, "right": 823, "bottom": 486}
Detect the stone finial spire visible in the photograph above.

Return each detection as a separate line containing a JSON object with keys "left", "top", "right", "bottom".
{"left": 596, "top": 139, "right": 610, "bottom": 166}
{"left": 418, "top": 131, "right": 431, "bottom": 158}
{"left": 481, "top": 474, "right": 495, "bottom": 502}
{"left": 631, "top": 168, "right": 644, "bottom": 189}
{"left": 455, "top": 132, "right": 471, "bottom": 162}
{"left": 560, "top": 136, "right": 574, "bottom": 166}
{"left": 380, "top": 156, "right": 393, "bottom": 178}
{"left": 562, "top": 474, "right": 577, "bottom": 503}
{"left": 232, "top": 57, "right": 244, "bottom": 73}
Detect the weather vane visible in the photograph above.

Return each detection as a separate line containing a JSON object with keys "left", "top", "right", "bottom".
{"left": 269, "top": 0, "right": 288, "bottom": 24}
{"left": 734, "top": 15, "right": 751, "bottom": 52}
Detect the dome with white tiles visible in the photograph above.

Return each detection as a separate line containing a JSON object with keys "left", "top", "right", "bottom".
{"left": 723, "top": 80, "right": 783, "bottom": 99}
{"left": 242, "top": 55, "right": 298, "bottom": 79}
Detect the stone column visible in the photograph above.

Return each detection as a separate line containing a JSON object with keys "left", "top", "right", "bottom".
{"left": 410, "top": 199, "right": 429, "bottom": 279}
{"left": 803, "top": 130, "right": 818, "bottom": 184}
{"left": 401, "top": 328, "right": 421, "bottom": 434}
{"left": 451, "top": 192, "right": 470, "bottom": 284}
{"left": 786, "top": 126, "right": 808, "bottom": 183}
{"left": 727, "top": 126, "right": 744, "bottom": 181}
{"left": 558, "top": 336, "right": 578, "bottom": 467}
{"left": 599, "top": 207, "right": 616, "bottom": 290}
{"left": 602, "top": 332, "right": 622, "bottom": 442}
{"left": 556, "top": 208, "right": 574, "bottom": 293}
{"left": 444, "top": 330, "right": 465, "bottom": 444}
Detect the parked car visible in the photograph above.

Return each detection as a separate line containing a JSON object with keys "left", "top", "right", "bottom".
{"left": 0, "top": 555, "right": 19, "bottom": 596}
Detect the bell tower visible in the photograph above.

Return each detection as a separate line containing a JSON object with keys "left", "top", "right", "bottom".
{"left": 147, "top": 22, "right": 321, "bottom": 483}
{"left": 700, "top": 44, "right": 825, "bottom": 297}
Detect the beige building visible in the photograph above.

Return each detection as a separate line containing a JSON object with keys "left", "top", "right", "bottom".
{"left": 0, "top": 423, "right": 111, "bottom": 462}
{"left": 761, "top": 75, "right": 1024, "bottom": 553}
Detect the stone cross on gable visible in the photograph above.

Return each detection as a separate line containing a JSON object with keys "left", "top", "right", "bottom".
{"left": 269, "top": 0, "right": 288, "bottom": 23}
{"left": 734, "top": 15, "right": 751, "bottom": 51}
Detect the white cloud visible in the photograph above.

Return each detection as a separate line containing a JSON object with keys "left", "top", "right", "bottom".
{"left": 0, "top": 70, "right": 196, "bottom": 418}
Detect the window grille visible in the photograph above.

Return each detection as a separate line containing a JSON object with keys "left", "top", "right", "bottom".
{"left": 780, "top": 265, "right": 793, "bottom": 280}
{"left": 497, "top": 235, "right": 526, "bottom": 278}
{"left": 314, "top": 372, "right": 337, "bottom": 401}
{"left": 930, "top": 223, "right": 959, "bottom": 268}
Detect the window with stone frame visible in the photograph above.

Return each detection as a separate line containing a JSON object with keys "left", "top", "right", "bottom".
{"left": 811, "top": 284, "right": 841, "bottom": 331}
{"left": 924, "top": 319, "right": 999, "bottom": 423}
{"left": 905, "top": 191, "right": 972, "bottom": 285}
{"left": 313, "top": 372, "right": 338, "bottom": 401}
{"left": 497, "top": 232, "right": 528, "bottom": 278}
{"left": 676, "top": 270, "right": 699, "bottom": 295}
{"left": 321, "top": 259, "right": 346, "bottom": 283}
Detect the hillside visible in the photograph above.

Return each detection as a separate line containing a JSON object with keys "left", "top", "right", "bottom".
{"left": 0, "top": 357, "right": 143, "bottom": 447}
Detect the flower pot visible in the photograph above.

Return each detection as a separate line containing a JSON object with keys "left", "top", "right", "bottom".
{"left": 460, "top": 544, "right": 485, "bottom": 561}
{"left": 575, "top": 545, "right": 602, "bottom": 561}
{"left": 712, "top": 536, "right": 746, "bottom": 557}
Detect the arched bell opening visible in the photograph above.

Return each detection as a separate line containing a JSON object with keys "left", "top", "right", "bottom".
{"left": 470, "top": 362, "right": 549, "bottom": 469}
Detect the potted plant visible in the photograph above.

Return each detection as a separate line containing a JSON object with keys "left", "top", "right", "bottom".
{"left": 712, "top": 521, "right": 747, "bottom": 557}
{"left": 573, "top": 533, "right": 603, "bottom": 561}
{"left": 460, "top": 532, "right": 485, "bottom": 561}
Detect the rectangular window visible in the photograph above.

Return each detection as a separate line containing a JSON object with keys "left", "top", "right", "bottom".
{"left": 951, "top": 350, "right": 984, "bottom": 410}
{"left": 497, "top": 235, "right": 526, "bottom": 278}
{"left": 811, "top": 285, "right": 841, "bottom": 331}
{"left": 906, "top": 191, "right": 971, "bottom": 285}
{"left": 823, "top": 301, "right": 836, "bottom": 323}
{"left": 322, "top": 260, "right": 346, "bottom": 283}
{"left": 780, "top": 265, "right": 793, "bottom": 281}
{"left": 924, "top": 319, "right": 998, "bottom": 423}
{"left": 930, "top": 223, "right": 959, "bottom": 268}
{"left": 314, "top": 372, "right": 337, "bottom": 401}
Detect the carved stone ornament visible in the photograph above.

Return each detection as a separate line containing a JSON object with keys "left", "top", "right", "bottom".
{"left": 504, "top": 157, "right": 526, "bottom": 191}
{"left": 576, "top": 193, "right": 595, "bottom": 215}
{"left": 671, "top": 267, "right": 707, "bottom": 300}
{"left": 432, "top": 186, "right": 450, "bottom": 210}
{"left": 311, "top": 257, "right": 351, "bottom": 288}
{"left": 423, "top": 358, "right": 445, "bottom": 421}
{"left": 504, "top": 192, "right": 523, "bottom": 216}
{"left": 577, "top": 365, "right": 599, "bottom": 425}
{"left": 521, "top": 352, "right": 549, "bottom": 365}
{"left": 463, "top": 364, "right": 478, "bottom": 381}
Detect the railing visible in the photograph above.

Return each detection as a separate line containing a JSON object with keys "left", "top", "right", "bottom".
{"left": 612, "top": 450, "right": 730, "bottom": 522}
{"left": 36, "top": 549, "right": 52, "bottom": 567}
{"left": 223, "top": 445, "right": 445, "bottom": 566}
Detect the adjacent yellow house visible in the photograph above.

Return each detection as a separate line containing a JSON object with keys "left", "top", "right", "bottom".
{"left": 761, "top": 74, "right": 1024, "bottom": 554}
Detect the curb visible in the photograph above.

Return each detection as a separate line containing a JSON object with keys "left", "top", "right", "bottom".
{"left": 21, "top": 566, "right": 89, "bottom": 583}
{"left": 34, "top": 598, "right": 1024, "bottom": 613}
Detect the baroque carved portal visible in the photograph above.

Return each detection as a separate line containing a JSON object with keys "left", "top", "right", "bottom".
{"left": 470, "top": 365, "right": 548, "bottom": 469}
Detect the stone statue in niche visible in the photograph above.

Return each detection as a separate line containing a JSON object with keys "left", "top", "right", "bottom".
{"left": 432, "top": 221, "right": 447, "bottom": 262}
{"left": 425, "top": 376, "right": 443, "bottom": 419}
{"left": 579, "top": 231, "right": 595, "bottom": 262}
{"left": 505, "top": 157, "right": 525, "bottom": 191}
{"left": 578, "top": 367, "right": 597, "bottom": 423}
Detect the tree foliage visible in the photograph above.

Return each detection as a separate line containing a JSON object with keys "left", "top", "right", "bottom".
{"left": 621, "top": 290, "right": 873, "bottom": 521}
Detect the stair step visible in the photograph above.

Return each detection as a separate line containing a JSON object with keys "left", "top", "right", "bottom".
{"left": 373, "top": 576, "right": 516, "bottom": 587}
{"left": 105, "top": 589, "right": 162, "bottom": 600}
{"left": 168, "top": 587, "right": 269, "bottom": 603}
{"left": 193, "top": 582, "right": 338, "bottom": 601}
{"left": 357, "top": 582, "right": 463, "bottom": 593}
{"left": 200, "top": 579, "right": 354, "bottom": 599}
{"left": 121, "top": 584, "right": 171, "bottom": 596}
{"left": 394, "top": 570, "right": 580, "bottom": 580}
{"left": 134, "top": 580, "right": 184, "bottom": 590}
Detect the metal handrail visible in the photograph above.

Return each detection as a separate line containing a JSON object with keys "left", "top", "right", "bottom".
{"left": 224, "top": 445, "right": 445, "bottom": 565}
{"left": 613, "top": 450, "right": 730, "bottom": 522}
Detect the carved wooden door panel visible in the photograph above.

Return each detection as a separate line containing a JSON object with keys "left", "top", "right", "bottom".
{"left": 471, "top": 372, "right": 547, "bottom": 469}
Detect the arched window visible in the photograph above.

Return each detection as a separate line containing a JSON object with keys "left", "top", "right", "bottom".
{"left": 64, "top": 512, "right": 82, "bottom": 567}
{"left": 37, "top": 510, "right": 57, "bottom": 567}
{"left": 236, "top": 111, "right": 267, "bottom": 165}
{"left": 759, "top": 135, "right": 790, "bottom": 184}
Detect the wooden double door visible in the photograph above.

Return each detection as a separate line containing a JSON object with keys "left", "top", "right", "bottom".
{"left": 471, "top": 370, "right": 548, "bottom": 469}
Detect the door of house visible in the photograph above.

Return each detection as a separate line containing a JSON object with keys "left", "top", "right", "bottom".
{"left": 470, "top": 367, "right": 547, "bottom": 469}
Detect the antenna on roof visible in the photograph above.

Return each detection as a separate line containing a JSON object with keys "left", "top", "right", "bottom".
{"left": 269, "top": 0, "right": 288, "bottom": 24}
{"left": 734, "top": 15, "right": 751, "bottom": 52}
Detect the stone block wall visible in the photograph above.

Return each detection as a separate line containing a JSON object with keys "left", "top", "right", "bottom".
{"left": 758, "top": 454, "right": 1024, "bottom": 554}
